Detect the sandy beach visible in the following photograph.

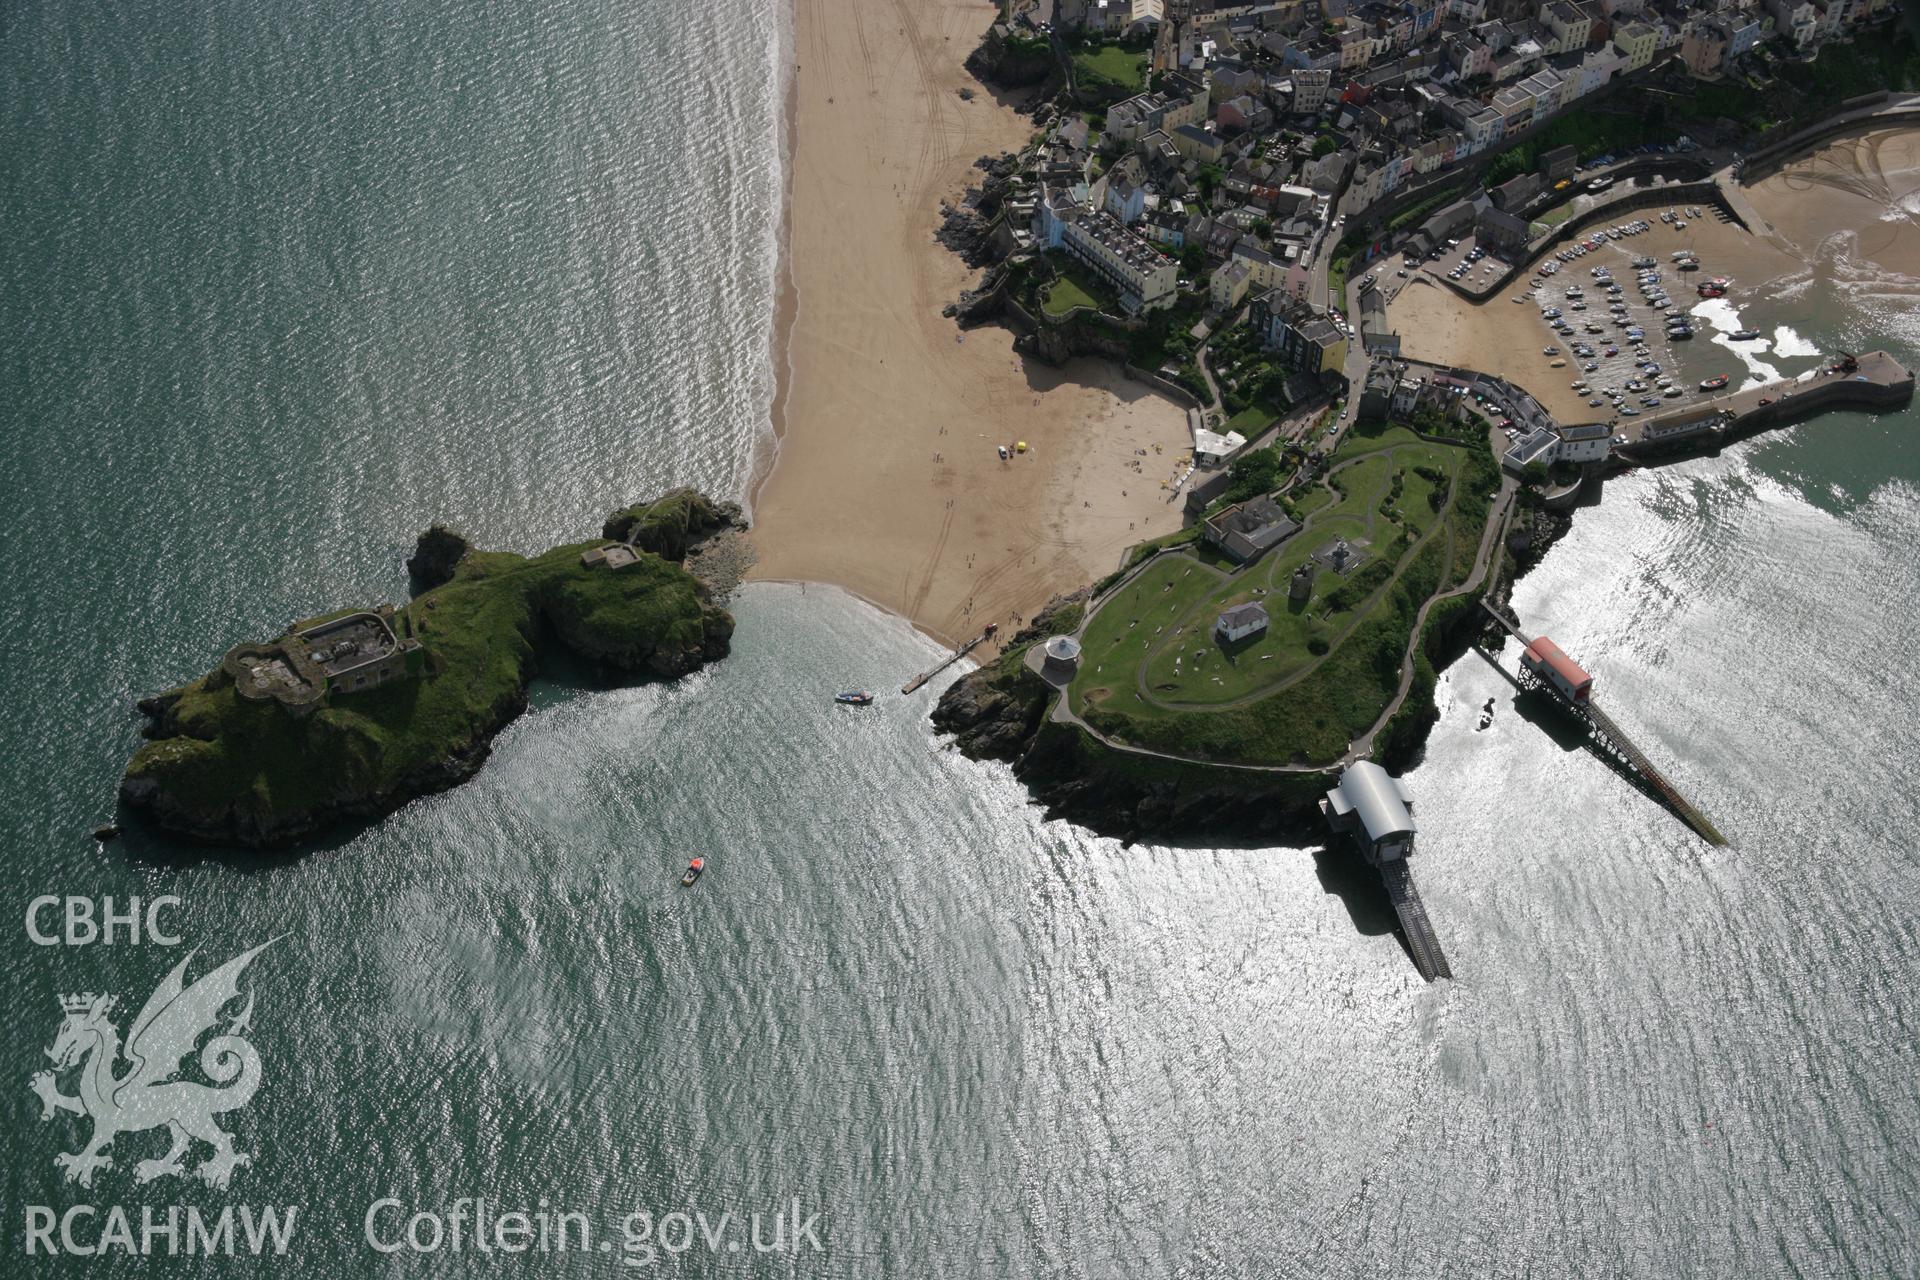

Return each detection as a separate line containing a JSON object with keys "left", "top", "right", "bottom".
{"left": 1746, "top": 127, "right": 1920, "bottom": 271}
{"left": 747, "top": 0, "right": 1191, "bottom": 646}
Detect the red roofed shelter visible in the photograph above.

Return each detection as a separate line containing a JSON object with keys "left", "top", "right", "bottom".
{"left": 1521, "top": 637, "right": 1592, "bottom": 704}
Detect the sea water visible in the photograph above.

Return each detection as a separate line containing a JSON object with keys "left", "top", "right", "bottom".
{"left": 3, "top": 0, "right": 1918, "bottom": 1274}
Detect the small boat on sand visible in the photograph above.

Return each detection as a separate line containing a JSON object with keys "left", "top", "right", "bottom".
{"left": 682, "top": 857, "right": 706, "bottom": 887}
{"left": 835, "top": 690, "right": 874, "bottom": 706}
{"left": 1699, "top": 374, "right": 1730, "bottom": 392}
{"left": 1729, "top": 329, "right": 1761, "bottom": 341}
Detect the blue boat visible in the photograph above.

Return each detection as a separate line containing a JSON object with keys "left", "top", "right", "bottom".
{"left": 835, "top": 691, "right": 874, "bottom": 706}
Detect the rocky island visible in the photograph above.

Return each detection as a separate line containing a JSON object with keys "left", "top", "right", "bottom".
{"left": 121, "top": 490, "right": 744, "bottom": 847}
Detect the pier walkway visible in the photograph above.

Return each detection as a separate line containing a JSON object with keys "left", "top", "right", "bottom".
{"left": 1614, "top": 351, "right": 1913, "bottom": 456}
{"left": 1381, "top": 861, "right": 1453, "bottom": 982}
{"left": 1481, "top": 602, "right": 1727, "bottom": 846}
{"left": 902, "top": 626, "right": 998, "bottom": 695}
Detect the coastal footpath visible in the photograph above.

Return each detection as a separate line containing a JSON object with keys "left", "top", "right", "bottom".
{"left": 122, "top": 491, "right": 742, "bottom": 848}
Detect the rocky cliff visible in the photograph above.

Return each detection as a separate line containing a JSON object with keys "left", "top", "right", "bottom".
{"left": 964, "top": 27, "right": 1057, "bottom": 91}
{"left": 932, "top": 595, "right": 1334, "bottom": 841}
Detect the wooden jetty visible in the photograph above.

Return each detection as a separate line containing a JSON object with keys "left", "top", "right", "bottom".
{"left": 902, "top": 624, "right": 998, "bottom": 696}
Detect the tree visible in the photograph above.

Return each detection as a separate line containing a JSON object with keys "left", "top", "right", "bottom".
{"left": 1179, "top": 244, "right": 1207, "bottom": 277}
{"left": 1312, "top": 135, "right": 1338, "bottom": 158}
{"left": 1195, "top": 164, "right": 1226, "bottom": 201}
{"left": 1520, "top": 460, "right": 1550, "bottom": 488}
{"left": 1224, "top": 446, "right": 1287, "bottom": 504}
{"left": 1251, "top": 218, "right": 1274, "bottom": 240}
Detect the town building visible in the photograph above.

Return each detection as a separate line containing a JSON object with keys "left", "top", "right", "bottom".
{"left": 1062, "top": 212, "right": 1179, "bottom": 312}
{"left": 1250, "top": 293, "right": 1349, "bottom": 375}
{"left": 1216, "top": 601, "right": 1271, "bottom": 643}
{"left": 1041, "top": 634, "right": 1083, "bottom": 679}
{"left": 223, "top": 606, "right": 425, "bottom": 716}
{"left": 1764, "top": 0, "right": 1819, "bottom": 48}
{"left": 581, "top": 543, "right": 640, "bottom": 570}
{"left": 1287, "top": 68, "right": 1334, "bottom": 114}
{"left": 1520, "top": 635, "right": 1593, "bottom": 702}
{"left": 1193, "top": 426, "right": 1249, "bottom": 466}
{"left": 1555, "top": 421, "right": 1612, "bottom": 463}
{"left": 1211, "top": 259, "right": 1253, "bottom": 312}
{"left": 1539, "top": 143, "right": 1579, "bottom": 180}
{"left": 1612, "top": 20, "right": 1660, "bottom": 69}
{"left": 1171, "top": 122, "right": 1226, "bottom": 163}
{"left": 1681, "top": 19, "right": 1730, "bottom": 78}
{"left": 1541, "top": 0, "right": 1593, "bottom": 51}
{"left": 1475, "top": 204, "right": 1530, "bottom": 252}
{"left": 1203, "top": 495, "right": 1300, "bottom": 562}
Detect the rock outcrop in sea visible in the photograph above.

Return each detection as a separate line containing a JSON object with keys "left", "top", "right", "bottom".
{"left": 121, "top": 491, "right": 743, "bottom": 848}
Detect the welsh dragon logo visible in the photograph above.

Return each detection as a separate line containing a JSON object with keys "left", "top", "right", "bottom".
{"left": 30, "top": 941, "right": 278, "bottom": 1190}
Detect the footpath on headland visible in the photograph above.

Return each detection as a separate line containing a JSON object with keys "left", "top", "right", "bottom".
{"left": 1027, "top": 425, "right": 1520, "bottom": 776}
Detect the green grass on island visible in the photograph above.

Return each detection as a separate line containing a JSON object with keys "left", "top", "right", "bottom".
{"left": 1067, "top": 421, "right": 1502, "bottom": 766}
{"left": 122, "top": 492, "right": 738, "bottom": 846}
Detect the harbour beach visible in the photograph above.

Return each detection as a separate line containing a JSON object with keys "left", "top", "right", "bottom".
{"left": 1388, "top": 135, "right": 1920, "bottom": 425}
{"left": 746, "top": 0, "right": 1191, "bottom": 645}
{"left": 1386, "top": 204, "right": 1802, "bottom": 424}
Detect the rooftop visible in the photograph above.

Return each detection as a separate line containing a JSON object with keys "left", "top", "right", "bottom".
{"left": 1325, "top": 761, "right": 1416, "bottom": 843}
{"left": 297, "top": 612, "right": 401, "bottom": 678}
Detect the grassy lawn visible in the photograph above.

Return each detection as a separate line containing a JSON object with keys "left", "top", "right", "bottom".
{"left": 1075, "top": 556, "right": 1230, "bottom": 711}
{"left": 1067, "top": 425, "right": 1499, "bottom": 765}
{"left": 1387, "top": 188, "right": 1460, "bottom": 233}
{"left": 1530, "top": 201, "right": 1576, "bottom": 235}
{"left": 1221, "top": 401, "right": 1284, "bottom": 437}
{"left": 1073, "top": 43, "right": 1148, "bottom": 94}
{"left": 1041, "top": 272, "right": 1103, "bottom": 317}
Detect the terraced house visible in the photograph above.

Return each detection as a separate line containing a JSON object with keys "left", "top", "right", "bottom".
{"left": 1062, "top": 212, "right": 1179, "bottom": 312}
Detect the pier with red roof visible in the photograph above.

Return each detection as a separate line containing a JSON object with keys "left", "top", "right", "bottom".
{"left": 1483, "top": 603, "right": 1727, "bottom": 846}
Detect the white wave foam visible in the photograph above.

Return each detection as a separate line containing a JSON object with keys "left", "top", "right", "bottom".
{"left": 1772, "top": 326, "right": 1821, "bottom": 358}
{"left": 1689, "top": 298, "right": 1782, "bottom": 388}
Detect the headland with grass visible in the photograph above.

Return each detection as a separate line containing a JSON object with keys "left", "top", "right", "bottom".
{"left": 936, "top": 413, "right": 1510, "bottom": 836}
